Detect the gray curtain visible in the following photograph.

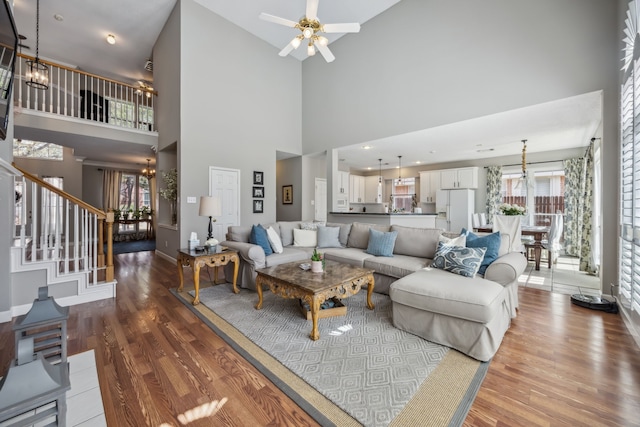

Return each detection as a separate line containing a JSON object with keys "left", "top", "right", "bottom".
{"left": 579, "top": 142, "right": 596, "bottom": 274}
{"left": 485, "top": 166, "right": 502, "bottom": 223}
{"left": 102, "top": 169, "right": 121, "bottom": 211}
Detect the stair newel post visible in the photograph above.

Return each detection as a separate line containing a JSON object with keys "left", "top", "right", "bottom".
{"left": 105, "top": 211, "right": 114, "bottom": 282}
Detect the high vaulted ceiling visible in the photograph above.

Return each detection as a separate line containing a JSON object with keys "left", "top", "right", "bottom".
{"left": 11, "top": 0, "right": 601, "bottom": 168}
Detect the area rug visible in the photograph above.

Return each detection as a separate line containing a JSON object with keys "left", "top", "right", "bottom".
{"left": 107, "top": 239, "right": 156, "bottom": 255}
{"left": 172, "top": 284, "right": 489, "bottom": 427}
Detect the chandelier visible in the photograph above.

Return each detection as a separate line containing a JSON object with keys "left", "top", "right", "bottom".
{"left": 521, "top": 139, "right": 527, "bottom": 178}
{"left": 25, "top": 0, "right": 49, "bottom": 90}
{"left": 142, "top": 159, "right": 155, "bottom": 180}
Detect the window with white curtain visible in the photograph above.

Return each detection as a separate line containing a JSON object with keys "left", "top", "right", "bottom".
{"left": 619, "top": 59, "right": 640, "bottom": 315}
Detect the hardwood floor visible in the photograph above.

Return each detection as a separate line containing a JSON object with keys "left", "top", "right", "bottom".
{"left": 1, "top": 251, "right": 639, "bottom": 426}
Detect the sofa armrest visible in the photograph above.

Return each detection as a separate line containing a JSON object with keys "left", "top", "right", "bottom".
{"left": 483, "top": 251, "right": 527, "bottom": 286}
{"left": 221, "top": 241, "right": 266, "bottom": 269}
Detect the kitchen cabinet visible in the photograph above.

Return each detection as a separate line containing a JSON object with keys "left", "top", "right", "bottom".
{"left": 419, "top": 171, "right": 440, "bottom": 203}
{"left": 440, "top": 167, "right": 478, "bottom": 189}
{"left": 349, "top": 175, "right": 366, "bottom": 203}
{"left": 364, "top": 176, "right": 383, "bottom": 203}
{"left": 336, "top": 171, "right": 350, "bottom": 196}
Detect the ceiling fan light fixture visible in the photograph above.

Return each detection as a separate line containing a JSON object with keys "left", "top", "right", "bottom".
{"left": 307, "top": 42, "right": 316, "bottom": 56}
{"left": 317, "top": 36, "right": 328, "bottom": 46}
{"left": 302, "top": 26, "right": 314, "bottom": 38}
{"left": 291, "top": 35, "right": 303, "bottom": 49}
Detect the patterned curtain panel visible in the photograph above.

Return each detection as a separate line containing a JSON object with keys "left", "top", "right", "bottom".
{"left": 563, "top": 158, "right": 585, "bottom": 257}
{"left": 579, "top": 142, "right": 596, "bottom": 274}
{"left": 485, "top": 166, "right": 502, "bottom": 223}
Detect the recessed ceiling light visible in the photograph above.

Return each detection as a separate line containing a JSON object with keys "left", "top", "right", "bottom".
{"left": 106, "top": 34, "right": 116, "bottom": 45}
{"left": 415, "top": 161, "right": 422, "bottom": 164}
{"left": 477, "top": 148, "right": 495, "bottom": 152}
{"left": 430, "top": 150, "right": 436, "bottom": 154}
{"left": 362, "top": 145, "right": 371, "bottom": 150}
{"left": 53, "top": 14, "right": 64, "bottom": 22}
{"left": 367, "top": 167, "right": 372, "bottom": 170}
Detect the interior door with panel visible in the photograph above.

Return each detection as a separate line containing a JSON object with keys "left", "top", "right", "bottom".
{"left": 209, "top": 167, "right": 240, "bottom": 243}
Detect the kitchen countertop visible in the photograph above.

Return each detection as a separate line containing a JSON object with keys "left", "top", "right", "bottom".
{"left": 329, "top": 212, "right": 437, "bottom": 216}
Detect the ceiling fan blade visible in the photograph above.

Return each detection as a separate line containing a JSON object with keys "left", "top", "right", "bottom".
{"left": 259, "top": 13, "right": 298, "bottom": 28}
{"left": 316, "top": 43, "right": 335, "bottom": 63}
{"left": 322, "top": 22, "right": 360, "bottom": 33}
{"left": 306, "top": 0, "right": 319, "bottom": 21}
{"left": 279, "top": 39, "right": 298, "bottom": 57}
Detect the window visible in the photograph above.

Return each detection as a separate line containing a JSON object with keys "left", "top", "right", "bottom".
{"left": 13, "top": 139, "right": 63, "bottom": 160}
{"left": 117, "top": 173, "right": 151, "bottom": 235}
{"left": 501, "top": 169, "right": 565, "bottom": 226}
{"left": 391, "top": 177, "right": 415, "bottom": 212}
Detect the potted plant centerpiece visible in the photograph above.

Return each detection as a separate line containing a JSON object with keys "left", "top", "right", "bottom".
{"left": 498, "top": 203, "right": 526, "bottom": 216}
{"left": 311, "top": 248, "right": 324, "bottom": 273}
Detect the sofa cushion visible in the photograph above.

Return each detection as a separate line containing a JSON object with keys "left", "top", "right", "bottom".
{"left": 279, "top": 221, "right": 301, "bottom": 246}
{"left": 265, "top": 226, "right": 283, "bottom": 253}
{"left": 293, "top": 228, "right": 317, "bottom": 247}
{"left": 364, "top": 254, "right": 430, "bottom": 279}
{"left": 323, "top": 247, "right": 375, "bottom": 267}
{"left": 464, "top": 230, "right": 501, "bottom": 275}
{"left": 366, "top": 229, "right": 398, "bottom": 257}
{"left": 431, "top": 242, "right": 486, "bottom": 278}
{"left": 264, "top": 247, "right": 310, "bottom": 267}
{"left": 227, "top": 225, "right": 252, "bottom": 243}
{"left": 347, "top": 222, "right": 390, "bottom": 249}
{"left": 317, "top": 226, "right": 342, "bottom": 248}
{"left": 391, "top": 225, "right": 443, "bottom": 259}
{"left": 389, "top": 268, "right": 506, "bottom": 323}
{"left": 250, "top": 225, "right": 272, "bottom": 256}
{"left": 326, "top": 222, "right": 352, "bottom": 247}
{"left": 439, "top": 233, "right": 466, "bottom": 247}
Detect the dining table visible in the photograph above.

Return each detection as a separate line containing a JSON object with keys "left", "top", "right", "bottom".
{"left": 474, "top": 224, "right": 550, "bottom": 270}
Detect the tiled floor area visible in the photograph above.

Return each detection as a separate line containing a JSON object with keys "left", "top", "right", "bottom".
{"left": 520, "top": 254, "right": 601, "bottom": 296}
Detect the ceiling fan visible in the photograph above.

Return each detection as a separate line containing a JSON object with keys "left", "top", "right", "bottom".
{"left": 259, "top": 0, "right": 360, "bottom": 63}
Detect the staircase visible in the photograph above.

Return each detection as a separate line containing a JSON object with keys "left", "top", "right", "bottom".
{"left": 9, "top": 162, "right": 116, "bottom": 315}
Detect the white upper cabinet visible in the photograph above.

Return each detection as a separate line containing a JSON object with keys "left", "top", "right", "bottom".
{"left": 349, "top": 175, "right": 366, "bottom": 203}
{"left": 419, "top": 171, "right": 440, "bottom": 203}
{"left": 439, "top": 167, "right": 478, "bottom": 189}
{"left": 336, "top": 171, "right": 350, "bottom": 195}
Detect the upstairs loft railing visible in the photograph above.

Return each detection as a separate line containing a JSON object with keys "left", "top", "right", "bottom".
{"left": 14, "top": 53, "right": 157, "bottom": 133}
{"left": 12, "top": 162, "right": 115, "bottom": 285}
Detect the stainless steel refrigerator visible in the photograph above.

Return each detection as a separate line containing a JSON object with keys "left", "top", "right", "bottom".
{"left": 435, "top": 189, "right": 475, "bottom": 233}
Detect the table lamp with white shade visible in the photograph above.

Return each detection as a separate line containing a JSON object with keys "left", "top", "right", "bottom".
{"left": 199, "top": 196, "right": 222, "bottom": 247}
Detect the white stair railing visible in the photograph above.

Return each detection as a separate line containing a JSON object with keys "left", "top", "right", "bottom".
{"left": 15, "top": 53, "right": 157, "bottom": 133}
{"left": 12, "top": 163, "right": 114, "bottom": 288}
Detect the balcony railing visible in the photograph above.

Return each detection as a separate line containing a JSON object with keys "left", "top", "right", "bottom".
{"left": 15, "top": 53, "right": 157, "bottom": 132}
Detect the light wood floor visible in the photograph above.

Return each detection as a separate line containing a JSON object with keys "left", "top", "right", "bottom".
{"left": 1, "top": 251, "right": 639, "bottom": 426}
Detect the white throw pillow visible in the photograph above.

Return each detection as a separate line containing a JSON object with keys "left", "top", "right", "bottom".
{"left": 293, "top": 228, "right": 317, "bottom": 247}
{"left": 439, "top": 233, "right": 466, "bottom": 247}
{"left": 266, "top": 226, "right": 283, "bottom": 253}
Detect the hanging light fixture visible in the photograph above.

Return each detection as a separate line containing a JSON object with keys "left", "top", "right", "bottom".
{"left": 521, "top": 139, "right": 528, "bottom": 179}
{"left": 142, "top": 159, "right": 155, "bottom": 180}
{"left": 25, "top": 0, "right": 49, "bottom": 90}
{"left": 395, "top": 155, "right": 403, "bottom": 186}
{"left": 377, "top": 159, "right": 383, "bottom": 203}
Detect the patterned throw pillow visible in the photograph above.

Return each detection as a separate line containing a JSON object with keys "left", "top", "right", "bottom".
{"left": 365, "top": 229, "right": 398, "bottom": 257}
{"left": 431, "top": 242, "right": 486, "bottom": 278}
{"left": 301, "top": 222, "right": 325, "bottom": 230}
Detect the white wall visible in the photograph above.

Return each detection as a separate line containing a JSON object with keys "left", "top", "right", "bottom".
{"left": 301, "top": 0, "right": 620, "bottom": 294}
{"left": 175, "top": 0, "right": 302, "bottom": 248}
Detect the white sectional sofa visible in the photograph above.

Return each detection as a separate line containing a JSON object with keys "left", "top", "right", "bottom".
{"left": 222, "top": 221, "right": 527, "bottom": 361}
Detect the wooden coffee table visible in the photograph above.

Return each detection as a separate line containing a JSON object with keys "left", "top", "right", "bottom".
{"left": 255, "top": 260, "right": 375, "bottom": 340}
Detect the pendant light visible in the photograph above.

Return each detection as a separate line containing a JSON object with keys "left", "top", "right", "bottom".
{"left": 25, "top": 0, "right": 49, "bottom": 90}
{"left": 396, "top": 155, "right": 403, "bottom": 186}
{"left": 377, "top": 159, "right": 383, "bottom": 203}
{"left": 521, "top": 139, "right": 527, "bottom": 179}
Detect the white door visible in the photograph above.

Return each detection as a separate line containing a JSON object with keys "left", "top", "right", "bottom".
{"left": 209, "top": 167, "right": 240, "bottom": 243}
{"left": 315, "top": 178, "right": 327, "bottom": 221}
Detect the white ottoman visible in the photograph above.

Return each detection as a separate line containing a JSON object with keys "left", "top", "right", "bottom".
{"left": 389, "top": 268, "right": 511, "bottom": 361}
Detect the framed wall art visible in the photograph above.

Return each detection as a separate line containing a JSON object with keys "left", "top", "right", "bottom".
{"left": 252, "top": 186, "right": 264, "bottom": 198}
{"left": 253, "top": 171, "right": 264, "bottom": 185}
{"left": 253, "top": 199, "right": 264, "bottom": 213}
{"left": 282, "top": 185, "right": 293, "bottom": 204}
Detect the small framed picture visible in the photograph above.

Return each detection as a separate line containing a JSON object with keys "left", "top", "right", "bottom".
{"left": 282, "top": 185, "right": 293, "bottom": 204}
{"left": 253, "top": 186, "right": 264, "bottom": 198}
{"left": 253, "top": 199, "right": 263, "bottom": 213}
{"left": 253, "top": 171, "right": 264, "bottom": 185}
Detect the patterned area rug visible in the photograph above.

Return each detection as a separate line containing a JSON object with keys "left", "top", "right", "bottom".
{"left": 173, "top": 284, "right": 488, "bottom": 427}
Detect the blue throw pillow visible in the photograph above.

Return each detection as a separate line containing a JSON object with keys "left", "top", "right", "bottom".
{"left": 432, "top": 242, "right": 486, "bottom": 278}
{"left": 366, "top": 229, "right": 398, "bottom": 257}
{"left": 250, "top": 224, "right": 273, "bottom": 256}
{"left": 465, "top": 230, "right": 501, "bottom": 275}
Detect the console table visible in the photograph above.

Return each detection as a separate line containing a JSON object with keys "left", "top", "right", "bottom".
{"left": 113, "top": 218, "right": 154, "bottom": 241}
{"left": 177, "top": 247, "right": 239, "bottom": 305}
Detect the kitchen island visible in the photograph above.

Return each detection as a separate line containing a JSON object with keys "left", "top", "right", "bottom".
{"left": 328, "top": 212, "right": 438, "bottom": 228}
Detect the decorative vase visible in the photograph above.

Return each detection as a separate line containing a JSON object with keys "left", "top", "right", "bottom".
{"left": 170, "top": 200, "right": 177, "bottom": 225}
{"left": 311, "top": 260, "right": 323, "bottom": 273}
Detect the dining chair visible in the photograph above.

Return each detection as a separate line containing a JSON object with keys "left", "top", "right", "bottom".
{"left": 524, "top": 213, "right": 563, "bottom": 268}
{"left": 492, "top": 214, "right": 523, "bottom": 252}
{"left": 472, "top": 213, "right": 481, "bottom": 230}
